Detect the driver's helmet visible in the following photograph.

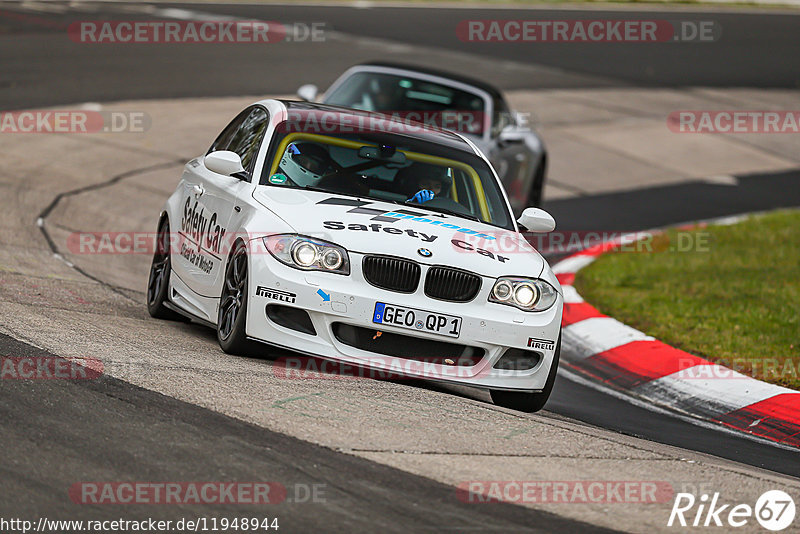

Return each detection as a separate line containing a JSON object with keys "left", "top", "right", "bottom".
{"left": 280, "top": 142, "right": 336, "bottom": 187}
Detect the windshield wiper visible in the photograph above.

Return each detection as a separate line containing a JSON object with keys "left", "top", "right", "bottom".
{"left": 414, "top": 204, "right": 482, "bottom": 223}
{"left": 294, "top": 184, "right": 405, "bottom": 205}
{"left": 297, "top": 185, "right": 406, "bottom": 207}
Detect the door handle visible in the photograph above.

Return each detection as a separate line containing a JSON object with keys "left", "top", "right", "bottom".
{"left": 192, "top": 184, "right": 204, "bottom": 198}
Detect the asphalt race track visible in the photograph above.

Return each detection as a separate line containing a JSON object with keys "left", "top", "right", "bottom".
{"left": 3, "top": 2, "right": 800, "bottom": 110}
{"left": 1, "top": 333, "right": 611, "bottom": 533}
{"left": 1, "top": 2, "right": 799, "bottom": 531}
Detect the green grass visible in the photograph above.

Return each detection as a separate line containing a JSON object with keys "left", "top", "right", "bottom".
{"left": 574, "top": 210, "right": 800, "bottom": 390}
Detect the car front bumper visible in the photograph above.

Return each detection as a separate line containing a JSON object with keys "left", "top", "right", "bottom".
{"left": 246, "top": 248, "right": 563, "bottom": 392}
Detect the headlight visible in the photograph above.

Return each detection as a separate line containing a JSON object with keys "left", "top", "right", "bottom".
{"left": 264, "top": 234, "right": 350, "bottom": 275}
{"left": 321, "top": 248, "right": 344, "bottom": 270}
{"left": 514, "top": 283, "right": 538, "bottom": 307}
{"left": 489, "top": 277, "right": 557, "bottom": 311}
{"left": 292, "top": 242, "right": 318, "bottom": 267}
{"left": 493, "top": 280, "right": 513, "bottom": 301}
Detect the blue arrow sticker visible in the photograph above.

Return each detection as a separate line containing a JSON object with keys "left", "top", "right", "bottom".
{"left": 317, "top": 289, "right": 330, "bottom": 302}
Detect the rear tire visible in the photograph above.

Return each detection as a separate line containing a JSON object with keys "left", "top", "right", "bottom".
{"left": 490, "top": 333, "right": 561, "bottom": 413}
{"left": 146, "top": 218, "right": 181, "bottom": 320}
{"left": 217, "top": 241, "right": 254, "bottom": 355}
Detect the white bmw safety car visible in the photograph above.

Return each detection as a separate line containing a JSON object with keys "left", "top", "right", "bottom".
{"left": 147, "top": 100, "right": 563, "bottom": 412}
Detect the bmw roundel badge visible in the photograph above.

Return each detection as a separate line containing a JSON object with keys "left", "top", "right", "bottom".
{"left": 417, "top": 248, "right": 432, "bottom": 258}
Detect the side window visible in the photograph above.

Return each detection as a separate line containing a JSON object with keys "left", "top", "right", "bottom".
{"left": 209, "top": 109, "right": 250, "bottom": 154}
{"left": 227, "top": 107, "right": 269, "bottom": 173}
{"left": 208, "top": 106, "right": 270, "bottom": 178}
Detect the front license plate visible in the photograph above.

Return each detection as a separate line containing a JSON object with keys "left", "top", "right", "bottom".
{"left": 372, "top": 302, "right": 462, "bottom": 338}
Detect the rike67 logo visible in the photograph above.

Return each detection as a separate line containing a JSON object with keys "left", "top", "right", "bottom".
{"left": 668, "top": 490, "right": 795, "bottom": 531}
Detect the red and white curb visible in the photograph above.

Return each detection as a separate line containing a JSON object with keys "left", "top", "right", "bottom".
{"left": 551, "top": 216, "right": 800, "bottom": 449}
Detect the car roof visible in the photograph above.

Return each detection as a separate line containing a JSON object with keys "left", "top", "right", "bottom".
{"left": 278, "top": 100, "right": 479, "bottom": 154}
{"left": 351, "top": 62, "right": 504, "bottom": 102}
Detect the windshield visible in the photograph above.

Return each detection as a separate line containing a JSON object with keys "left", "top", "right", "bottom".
{"left": 323, "top": 72, "right": 488, "bottom": 136}
{"left": 260, "top": 129, "right": 513, "bottom": 230}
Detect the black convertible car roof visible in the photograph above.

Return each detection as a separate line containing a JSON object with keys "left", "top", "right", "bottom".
{"left": 355, "top": 62, "right": 504, "bottom": 102}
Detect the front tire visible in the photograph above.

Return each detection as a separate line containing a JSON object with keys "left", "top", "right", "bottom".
{"left": 147, "top": 218, "right": 181, "bottom": 320}
{"left": 490, "top": 333, "right": 561, "bottom": 413}
{"left": 217, "top": 241, "right": 253, "bottom": 355}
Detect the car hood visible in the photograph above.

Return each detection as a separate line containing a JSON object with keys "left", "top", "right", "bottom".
{"left": 253, "top": 187, "right": 544, "bottom": 279}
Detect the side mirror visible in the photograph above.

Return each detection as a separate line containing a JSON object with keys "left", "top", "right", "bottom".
{"left": 518, "top": 207, "right": 555, "bottom": 233}
{"left": 297, "top": 84, "right": 318, "bottom": 102}
{"left": 204, "top": 151, "right": 245, "bottom": 177}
